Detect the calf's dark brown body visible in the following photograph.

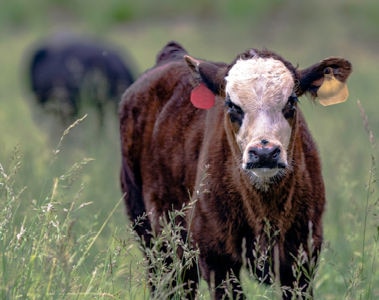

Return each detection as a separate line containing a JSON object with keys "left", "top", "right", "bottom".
{"left": 119, "top": 41, "right": 352, "bottom": 299}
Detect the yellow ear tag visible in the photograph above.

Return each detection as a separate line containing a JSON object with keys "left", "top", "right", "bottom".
{"left": 317, "top": 67, "right": 349, "bottom": 106}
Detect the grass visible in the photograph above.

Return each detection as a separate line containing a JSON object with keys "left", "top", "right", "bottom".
{"left": 0, "top": 120, "right": 121, "bottom": 299}
{"left": 0, "top": 0, "right": 379, "bottom": 299}
{"left": 1, "top": 118, "right": 376, "bottom": 299}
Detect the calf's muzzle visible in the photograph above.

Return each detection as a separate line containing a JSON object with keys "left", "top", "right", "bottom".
{"left": 246, "top": 144, "right": 286, "bottom": 170}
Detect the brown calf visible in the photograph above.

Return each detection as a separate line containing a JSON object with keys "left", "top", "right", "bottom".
{"left": 119, "top": 41, "right": 352, "bottom": 299}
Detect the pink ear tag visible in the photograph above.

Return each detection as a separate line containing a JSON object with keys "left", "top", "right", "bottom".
{"left": 190, "top": 83, "right": 215, "bottom": 109}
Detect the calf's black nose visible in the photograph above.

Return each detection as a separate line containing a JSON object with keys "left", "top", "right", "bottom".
{"left": 246, "top": 146, "right": 284, "bottom": 169}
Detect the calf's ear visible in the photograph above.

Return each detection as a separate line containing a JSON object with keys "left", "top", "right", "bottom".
{"left": 297, "top": 57, "right": 352, "bottom": 106}
{"left": 184, "top": 55, "right": 228, "bottom": 109}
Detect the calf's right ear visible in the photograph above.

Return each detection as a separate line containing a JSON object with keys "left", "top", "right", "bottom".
{"left": 184, "top": 55, "right": 228, "bottom": 109}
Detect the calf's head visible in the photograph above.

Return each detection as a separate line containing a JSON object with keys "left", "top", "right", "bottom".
{"left": 185, "top": 49, "right": 352, "bottom": 188}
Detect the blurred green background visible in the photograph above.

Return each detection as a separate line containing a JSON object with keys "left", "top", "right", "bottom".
{"left": 0, "top": 0, "right": 378, "bottom": 299}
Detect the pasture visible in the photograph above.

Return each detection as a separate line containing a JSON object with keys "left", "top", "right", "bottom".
{"left": 0, "top": 0, "right": 378, "bottom": 299}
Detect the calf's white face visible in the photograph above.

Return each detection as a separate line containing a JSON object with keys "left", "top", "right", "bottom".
{"left": 225, "top": 57, "right": 295, "bottom": 185}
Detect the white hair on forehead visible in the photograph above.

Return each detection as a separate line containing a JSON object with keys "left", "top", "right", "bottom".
{"left": 226, "top": 57, "right": 293, "bottom": 82}
{"left": 225, "top": 57, "right": 294, "bottom": 109}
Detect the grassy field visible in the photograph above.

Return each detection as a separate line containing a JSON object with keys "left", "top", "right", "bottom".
{"left": 1, "top": 0, "right": 378, "bottom": 299}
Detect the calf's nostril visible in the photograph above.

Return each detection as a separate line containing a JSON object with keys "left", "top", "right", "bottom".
{"left": 249, "top": 149, "right": 259, "bottom": 161}
{"left": 271, "top": 147, "right": 281, "bottom": 160}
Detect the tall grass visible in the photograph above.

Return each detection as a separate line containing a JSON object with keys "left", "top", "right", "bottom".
{"left": 0, "top": 120, "right": 127, "bottom": 299}
{"left": 311, "top": 101, "right": 378, "bottom": 300}
{"left": 344, "top": 101, "right": 378, "bottom": 300}
{"left": 1, "top": 108, "right": 373, "bottom": 300}
{"left": 0, "top": 99, "right": 377, "bottom": 298}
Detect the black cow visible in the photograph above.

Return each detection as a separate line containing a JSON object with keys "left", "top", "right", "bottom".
{"left": 28, "top": 33, "right": 134, "bottom": 126}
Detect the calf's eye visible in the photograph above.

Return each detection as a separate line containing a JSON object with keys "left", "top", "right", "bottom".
{"left": 282, "top": 94, "right": 298, "bottom": 119}
{"left": 225, "top": 97, "right": 244, "bottom": 126}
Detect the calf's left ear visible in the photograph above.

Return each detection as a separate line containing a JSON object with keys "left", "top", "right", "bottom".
{"left": 297, "top": 57, "right": 352, "bottom": 106}
{"left": 184, "top": 55, "right": 228, "bottom": 109}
